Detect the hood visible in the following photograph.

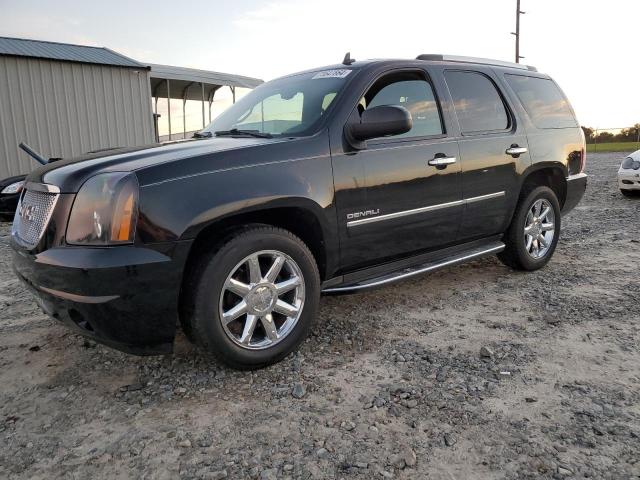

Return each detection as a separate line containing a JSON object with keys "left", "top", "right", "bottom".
{"left": 29, "top": 137, "right": 280, "bottom": 192}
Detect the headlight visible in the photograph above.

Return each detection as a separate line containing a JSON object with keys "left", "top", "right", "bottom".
{"left": 66, "top": 172, "right": 139, "bottom": 245}
{"left": 621, "top": 157, "right": 640, "bottom": 170}
{"left": 1, "top": 180, "right": 24, "bottom": 195}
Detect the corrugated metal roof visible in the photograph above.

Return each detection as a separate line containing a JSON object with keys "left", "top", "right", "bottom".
{"left": 0, "top": 37, "right": 147, "bottom": 69}
{"left": 148, "top": 64, "right": 263, "bottom": 90}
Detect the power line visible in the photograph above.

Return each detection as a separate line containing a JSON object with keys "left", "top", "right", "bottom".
{"left": 511, "top": 0, "right": 525, "bottom": 63}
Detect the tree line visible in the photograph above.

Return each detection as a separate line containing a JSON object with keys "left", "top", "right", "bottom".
{"left": 581, "top": 124, "right": 640, "bottom": 144}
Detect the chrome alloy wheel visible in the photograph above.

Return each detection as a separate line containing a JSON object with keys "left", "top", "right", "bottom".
{"left": 524, "top": 199, "right": 555, "bottom": 259}
{"left": 219, "top": 250, "right": 305, "bottom": 350}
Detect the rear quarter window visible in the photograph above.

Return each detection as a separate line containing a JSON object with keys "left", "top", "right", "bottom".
{"left": 505, "top": 74, "right": 577, "bottom": 129}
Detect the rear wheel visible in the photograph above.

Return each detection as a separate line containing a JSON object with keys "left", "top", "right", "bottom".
{"left": 498, "top": 185, "right": 561, "bottom": 271}
{"left": 183, "top": 227, "right": 320, "bottom": 369}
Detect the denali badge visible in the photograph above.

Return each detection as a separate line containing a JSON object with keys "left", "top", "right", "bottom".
{"left": 347, "top": 209, "right": 380, "bottom": 220}
{"left": 19, "top": 203, "right": 38, "bottom": 222}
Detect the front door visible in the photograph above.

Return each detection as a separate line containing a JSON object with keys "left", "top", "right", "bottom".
{"left": 332, "top": 69, "right": 463, "bottom": 272}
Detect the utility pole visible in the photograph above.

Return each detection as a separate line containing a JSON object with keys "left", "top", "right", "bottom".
{"left": 511, "top": 0, "right": 525, "bottom": 63}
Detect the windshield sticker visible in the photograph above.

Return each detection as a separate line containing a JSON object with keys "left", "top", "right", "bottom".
{"left": 312, "top": 69, "right": 352, "bottom": 79}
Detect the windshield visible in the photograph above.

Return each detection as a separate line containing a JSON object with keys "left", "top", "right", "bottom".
{"left": 202, "top": 69, "right": 353, "bottom": 138}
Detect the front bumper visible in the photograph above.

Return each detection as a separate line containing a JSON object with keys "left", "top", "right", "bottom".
{"left": 562, "top": 173, "right": 587, "bottom": 215}
{"left": 618, "top": 170, "right": 640, "bottom": 190}
{"left": 11, "top": 240, "right": 192, "bottom": 355}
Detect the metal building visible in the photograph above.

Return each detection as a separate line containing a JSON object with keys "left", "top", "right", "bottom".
{"left": 0, "top": 37, "right": 263, "bottom": 179}
{"left": 0, "top": 37, "right": 154, "bottom": 178}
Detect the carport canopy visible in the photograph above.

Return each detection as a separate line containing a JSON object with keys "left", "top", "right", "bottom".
{"left": 148, "top": 63, "right": 263, "bottom": 139}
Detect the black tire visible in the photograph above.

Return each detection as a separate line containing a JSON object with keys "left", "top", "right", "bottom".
{"left": 620, "top": 189, "right": 637, "bottom": 197}
{"left": 498, "top": 185, "right": 561, "bottom": 271}
{"left": 182, "top": 226, "right": 320, "bottom": 369}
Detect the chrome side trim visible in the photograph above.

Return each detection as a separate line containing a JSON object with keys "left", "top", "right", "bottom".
{"left": 347, "top": 199, "right": 464, "bottom": 227}
{"left": 38, "top": 286, "right": 119, "bottom": 304}
{"left": 567, "top": 172, "right": 587, "bottom": 181}
{"left": 322, "top": 243, "right": 505, "bottom": 293}
{"left": 25, "top": 182, "right": 61, "bottom": 193}
{"left": 347, "top": 191, "right": 505, "bottom": 227}
{"left": 465, "top": 191, "right": 506, "bottom": 204}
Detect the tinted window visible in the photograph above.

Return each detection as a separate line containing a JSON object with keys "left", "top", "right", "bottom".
{"left": 445, "top": 71, "right": 509, "bottom": 133}
{"left": 364, "top": 74, "right": 443, "bottom": 138}
{"left": 505, "top": 74, "right": 577, "bottom": 129}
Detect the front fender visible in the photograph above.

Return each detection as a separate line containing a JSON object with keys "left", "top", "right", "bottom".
{"left": 136, "top": 154, "right": 337, "bottom": 249}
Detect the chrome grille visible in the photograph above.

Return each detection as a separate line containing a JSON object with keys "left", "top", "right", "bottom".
{"left": 12, "top": 188, "right": 59, "bottom": 249}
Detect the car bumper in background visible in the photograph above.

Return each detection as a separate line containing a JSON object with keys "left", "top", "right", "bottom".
{"left": 11, "top": 240, "right": 192, "bottom": 355}
{"left": 618, "top": 171, "right": 640, "bottom": 190}
{"left": 562, "top": 173, "right": 587, "bottom": 215}
{"left": 0, "top": 192, "right": 20, "bottom": 218}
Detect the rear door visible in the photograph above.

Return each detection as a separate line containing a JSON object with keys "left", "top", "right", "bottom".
{"left": 331, "top": 68, "right": 462, "bottom": 271}
{"left": 443, "top": 68, "right": 531, "bottom": 241}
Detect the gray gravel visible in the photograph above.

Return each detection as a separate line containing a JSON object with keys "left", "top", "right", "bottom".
{"left": 1, "top": 152, "right": 639, "bottom": 479}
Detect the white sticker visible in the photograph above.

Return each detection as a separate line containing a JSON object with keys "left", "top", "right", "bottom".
{"left": 312, "top": 69, "right": 352, "bottom": 79}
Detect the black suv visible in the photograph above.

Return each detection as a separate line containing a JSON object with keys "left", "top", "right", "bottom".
{"left": 11, "top": 54, "right": 587, "bottom": 368}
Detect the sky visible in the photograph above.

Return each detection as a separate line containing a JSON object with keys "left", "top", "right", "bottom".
{"left": 1, "top": 0, "right": 639, "bottom": 132}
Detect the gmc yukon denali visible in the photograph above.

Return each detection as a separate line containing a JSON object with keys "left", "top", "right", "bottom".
{"left": 11, "top": 54, "right": 587, "bottom": 369}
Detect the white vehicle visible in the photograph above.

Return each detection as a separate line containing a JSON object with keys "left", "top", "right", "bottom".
{"left": 618, "top": 150, "right": 640, "bottom": 196}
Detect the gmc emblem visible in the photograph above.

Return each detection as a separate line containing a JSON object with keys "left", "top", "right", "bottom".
{"left": 19, "top": 203, "right": 38, "bottom": 222}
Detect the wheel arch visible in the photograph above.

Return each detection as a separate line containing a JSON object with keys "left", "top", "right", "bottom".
{"left": 180, "top": 201, "right": 332, "bottom": 287}
{"left": 519, "top": 163, "right": 568, "bottom": 208}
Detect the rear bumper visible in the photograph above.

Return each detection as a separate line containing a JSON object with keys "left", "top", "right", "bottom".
{"left": 562, "top": 173, "right": 587, "bottom": 215}
{"left": 11, "top": 240, "right": 192, "bottom": 355}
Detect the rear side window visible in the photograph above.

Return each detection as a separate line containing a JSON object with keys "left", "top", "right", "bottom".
{"left": 445, "top": 71, "right": 509, "bottom": 134}
{"left": 505, "top": 74, "right": 577, "bottom": 129}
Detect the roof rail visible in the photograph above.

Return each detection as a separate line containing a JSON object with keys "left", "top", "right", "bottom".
{"left": 416, "top": 54, "right": 537, "bottom": 72}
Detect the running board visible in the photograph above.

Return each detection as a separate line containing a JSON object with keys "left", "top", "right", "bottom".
{"left": 322, "top": 241, "right": 505, "bottom": 294}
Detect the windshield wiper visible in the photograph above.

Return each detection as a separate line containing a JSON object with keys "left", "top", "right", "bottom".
{"left": 214, "top": 128, "right": 273, "bottom": 139}
{"left": 192, "top": 131, "right": 212, "bottom": 138}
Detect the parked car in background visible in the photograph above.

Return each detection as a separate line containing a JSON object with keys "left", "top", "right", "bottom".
{"left": 618, "top": 150, "right": 640, "bottom": 196}
{"left": 0, "top": 174, "right": 26, "bottom": 220}
{"left": 11, "top": 54, "right": 586, "bottom": 369}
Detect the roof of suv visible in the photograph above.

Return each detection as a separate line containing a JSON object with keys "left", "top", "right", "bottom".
{"left": 280, "top": 54, "right": 540, "bottom": 81}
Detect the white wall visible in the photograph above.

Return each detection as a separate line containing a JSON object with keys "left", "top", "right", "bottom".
{"left": 0, "top": 55, "right": 155, "bottom": 178}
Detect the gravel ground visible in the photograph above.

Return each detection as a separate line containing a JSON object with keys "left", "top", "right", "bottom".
{"left": 1, "top": 152, "right": 639, "bottom": 480}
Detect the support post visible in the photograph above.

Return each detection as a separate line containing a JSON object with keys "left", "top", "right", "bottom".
{"left": 515, "top": 0, "right": 520, "bottom": 63}
{"left": 201, "top": 83, "right": 206, "bottom": 128}
{"left": 511, "top": 0, "right": 525, "bottom": 63}
{"left": 231, "top": 86, "right": 236, "bottom": 103}
{"left": 166, "top": 79, "right": 172, "bottom": 141}
{"left": 183, "top": 97, "right": 187, "bottom": 138}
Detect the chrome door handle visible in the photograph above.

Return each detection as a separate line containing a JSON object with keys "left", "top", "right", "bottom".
{"left": 428, "top": 156, "right": 457, "bottom": 167}
{"left": 506, "top": 146, "right": 528, "bottom": 157}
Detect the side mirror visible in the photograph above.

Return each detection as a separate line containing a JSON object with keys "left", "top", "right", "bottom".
{"left": 347, "top": 105, "right": 412, "bottom": 146}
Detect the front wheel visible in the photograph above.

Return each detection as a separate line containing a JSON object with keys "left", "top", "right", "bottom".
{"left": 498, "top": 186, "right": 561, "bottom": 271}
{"left": 620, "top": 189, "right": 637, "bottom": 197}
{"left": 182, "top": 227, "right": 320, "bottom": 369}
